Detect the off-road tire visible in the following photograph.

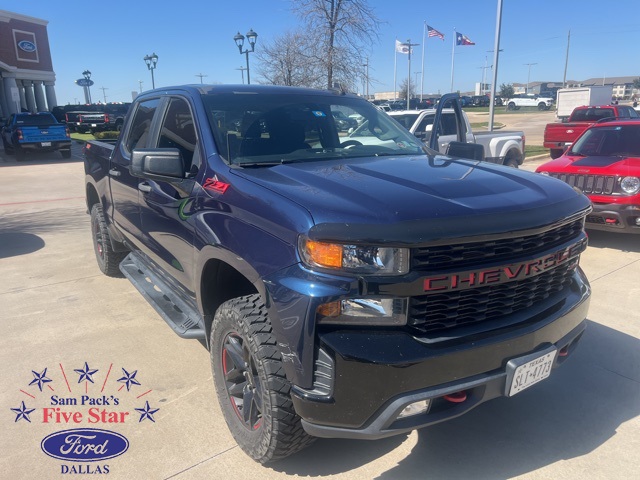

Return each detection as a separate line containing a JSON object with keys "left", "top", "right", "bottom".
{"left": 90, "top": 204, "right": 127, "bottom": 277}
{"left": 210, "top": 294, "right": 314, "bottom": 463}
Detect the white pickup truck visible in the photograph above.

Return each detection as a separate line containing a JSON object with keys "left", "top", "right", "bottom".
{"left": 383, "top": 109, "right": 525, "bottom": 167}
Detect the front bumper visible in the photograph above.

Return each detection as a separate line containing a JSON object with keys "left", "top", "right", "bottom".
{"left": 586, "top": 202, "right": 640, "bottom": 234}
{"left": 293, "top": 269, "right": 590, "bottom": 439}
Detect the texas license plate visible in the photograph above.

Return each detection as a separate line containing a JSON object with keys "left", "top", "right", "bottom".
{"left": 91, "top": 124, "right": 97, "bottom": 127}
{"left": 506, "top": 347, "right": 557, "bottom": 396}
{"left": 41, "top": 141, "right": 51, "bottom": 147}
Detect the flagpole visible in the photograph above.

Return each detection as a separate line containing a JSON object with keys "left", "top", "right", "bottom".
{"left": 450, "top": 28, "right": 456, "bottom": 92}
{"left": 421, "top": 21, "right": 426, "bottom": 102}
{"left": 407, "top": 41, "right": 411, "bottom": 109}
{"left": 393, "top": 37, "right": 398, "bottom": 101}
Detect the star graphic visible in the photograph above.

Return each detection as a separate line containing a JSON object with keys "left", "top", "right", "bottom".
{"left": 135, "top": 401, "right": 159, "bottom": 423}
{"left": 117, "top": 368, "right": 141, "bottom": 391}
{"left": 29, "top": 368, "right": 52, "bottom": 392}
{"left": 74, "top": 362, "right": 99, "bottom": 384}
{"left": 11, "top": 401, "right": 36, "bottom": 423}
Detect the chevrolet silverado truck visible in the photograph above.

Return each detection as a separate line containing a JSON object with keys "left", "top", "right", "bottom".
{"left": 537, "top": 118, "right": 640, "bottom": 234}
{"left": 544, "top": 104, "right": 639, "bottom": 159}
{"left": 2, "top": 112, "right": 71, "bottom": 160}
{"left": 84, "top": 85, "right": 592, "bottom": 463}
{"left": 367, "top": 108, "right": 525, "bottom": 167}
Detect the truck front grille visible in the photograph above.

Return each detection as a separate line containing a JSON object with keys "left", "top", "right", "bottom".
{"left": 408, "top": 261, "right": 575, "bottom": 334}
{"left": 411, "top": 218, "right": 583, "bottom": 272}
{"left": 548, "top": 173, "right": 616, "bottom": 195}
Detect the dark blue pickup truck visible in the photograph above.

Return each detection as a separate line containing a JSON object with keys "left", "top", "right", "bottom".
{"left": 84, "top": 85, "right": 592, "bottom": 463}
{"left": 2, "top": 112, "right": 71, "bottom": 160}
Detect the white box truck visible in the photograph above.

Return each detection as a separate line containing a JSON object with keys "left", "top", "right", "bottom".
{"left": 555, "top": 86, "right": 613, "bottom": 120}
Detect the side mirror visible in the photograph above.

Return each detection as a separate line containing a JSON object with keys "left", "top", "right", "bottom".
{"left": 131, "top": 148, "right": 184, "bottom": 179}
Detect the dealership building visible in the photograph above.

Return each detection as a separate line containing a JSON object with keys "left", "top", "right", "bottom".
{"left": 0, "top": 9, "right": 58, "bottom": 117}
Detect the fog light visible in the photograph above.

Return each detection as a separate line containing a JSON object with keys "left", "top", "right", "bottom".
{"left": 397, "top": 400, "right": 430, "bottom": 419}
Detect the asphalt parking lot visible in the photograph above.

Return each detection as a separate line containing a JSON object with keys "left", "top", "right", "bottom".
{"left": 1, "top": 142, "right": 639, "bottom": 479}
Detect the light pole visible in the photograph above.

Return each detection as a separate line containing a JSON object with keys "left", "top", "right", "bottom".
{"left": 82, "top": 70, "right": 92, "bottom": 103}
{"left": 143, "top": 53, "right": 159, "bottom": 89}
{"left": 524, "top": 62, "right": 537, "bottom": 94}
{"left": 234, "top": 29, "right": 258, "bottom": 85}
{"left": 195, "top": 73, "right": 208, "bottom": 84}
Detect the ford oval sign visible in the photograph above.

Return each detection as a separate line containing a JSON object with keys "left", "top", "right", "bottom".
{"left": 41, "top": 428, "right": 129, "bottom": 462}
{"left": 18, "top": 40, "right": 37, "bottom": 53}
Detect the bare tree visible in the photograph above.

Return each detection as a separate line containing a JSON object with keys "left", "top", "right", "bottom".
{"left": 291, "top": 0, "right": 381, "bottom": 90}
{"left": 255, "top": 31, "right": 323, "bottom": 87}
{"left": 398, "top": 78, "right": 415, "bottom": 100}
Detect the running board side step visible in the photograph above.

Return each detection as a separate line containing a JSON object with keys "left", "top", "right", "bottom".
{"left": 120, "top": 253, "right": 205, "bottom": 340}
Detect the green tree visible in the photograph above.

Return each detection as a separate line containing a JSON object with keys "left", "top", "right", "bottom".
{"left": 499, "top": 83, "right": 515, "bottom": 99}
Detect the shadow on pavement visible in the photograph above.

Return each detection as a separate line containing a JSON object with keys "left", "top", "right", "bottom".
{"left": 0, "top": 232, "right": 45, "bottom": 259}
{"left": 586, "top": 230, "right": 640, "bottom": 253}
{"left": 271, "top": 321, "right": 639, "bottom": 478}
{"left": 0, "top": 209, "right": 87, "bottom": 236}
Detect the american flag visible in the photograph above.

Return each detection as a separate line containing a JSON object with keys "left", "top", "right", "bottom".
{"left": 427, "top": 25, "right": 445, "bottom": 41}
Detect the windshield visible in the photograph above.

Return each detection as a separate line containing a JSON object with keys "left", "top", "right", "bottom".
{"left": 570, "top": 124, "right": 640, "bottom": 157}
{"left": 14, "top": 114, "right": 58, "bottom": 126}
{"left": 202, "top": 91, "right": 427, "bottom": 166}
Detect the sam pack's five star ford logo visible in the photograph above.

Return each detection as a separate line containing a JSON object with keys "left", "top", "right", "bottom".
{"left": 9, "top": 361, "right": 160, "bottom": 475}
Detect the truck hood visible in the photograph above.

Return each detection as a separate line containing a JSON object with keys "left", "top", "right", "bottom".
{"left": 232, "top": 154, "right": 590, "bottom": 244}
{"left": 537, "top": 154, "right": 640, "bottom": 174}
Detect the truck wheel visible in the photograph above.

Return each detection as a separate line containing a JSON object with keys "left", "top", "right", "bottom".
{"left": 507, "top": 102, "right": 516, "bottom": 110}
{"left": 90, "top": 204, "right": 127, "bottom": 277}
{"left": 538, "top": 102, "right": 547, "bottom": 110}
{"left": 60, "top": 149, "right": 72, "bottom": 159}
{"left": 15, "top": 148, "right": 26, "bottom": 161}
{"left": 2, "top": 139, "right": 14, "bottom": 155}
{"left": 210, "top": 294, "right": 314, "bottom": 463}
{"left": 550, "top": 149, "right": 563, "bottom": 159}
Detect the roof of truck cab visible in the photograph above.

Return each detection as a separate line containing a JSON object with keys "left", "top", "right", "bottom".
{"left": 140, "top": 84, "right": 361, "bottom": 98}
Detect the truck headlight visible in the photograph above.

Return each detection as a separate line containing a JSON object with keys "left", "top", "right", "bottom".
{"left": 621, "top": 176, "right": 640, "bottom": 195}
{"left": 299, "top": 237, "right": 409, "bottom": 275}
{"left": 317, "top": 298, "right": 408, "bottom": 326}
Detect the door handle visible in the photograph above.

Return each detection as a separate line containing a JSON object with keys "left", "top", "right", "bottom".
{"left": 108, "top": 168, "right": 121, "bottom": 177}
{"left": 138, "top": 182, "right": 152, "bottom": 193}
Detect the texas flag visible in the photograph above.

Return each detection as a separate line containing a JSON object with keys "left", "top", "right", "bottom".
{"left": 456, "top": 32, "right": 475, "bottom": 46}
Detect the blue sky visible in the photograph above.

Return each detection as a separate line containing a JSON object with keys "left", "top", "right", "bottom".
{"left": 10, "top": 1, "right": 640, "bottom": 104}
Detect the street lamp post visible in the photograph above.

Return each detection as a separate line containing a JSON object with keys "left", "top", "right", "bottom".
{"left": 143, "top": 53, "right": 159, "bottom": 89}
{"left": 524, "top": 62, "right": 537, "bottom": 94}
{"left": 233, "top": 29, "right": 258, "bottom": 85}
{"left": 82, "top": 70, "right": 92, "bottom": 103}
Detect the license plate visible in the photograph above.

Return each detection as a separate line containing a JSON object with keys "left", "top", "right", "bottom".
{"left": 506, "top": 347, "right": 557, "bottom": 396}
{"left": 41, "top": 141, "right": 51, "bottom": 147}
{"left": 91, "top": 124, "right": 97, "bottom": 127}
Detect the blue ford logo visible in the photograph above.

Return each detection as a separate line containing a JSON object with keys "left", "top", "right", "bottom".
{"left": 41, "top": 428, "right": 129, "bottom": 462}
{"left": 18, "top": 40, "right": 37, "bottom": 53}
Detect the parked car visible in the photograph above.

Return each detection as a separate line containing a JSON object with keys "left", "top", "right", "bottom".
{"left": 84, "top": 85, "right": 591, "bottom": 463}
{"left": 543, "top": 104, "right": 639, "bottom": 158}
{"left": 382, "top": 108, "right": 524, "bottom": 166}
{"left": 471, "top": 95, "right": 490, "bottom": 107}
{"left": 2, "top": 112, "right": 71, "bottom": 160}
{"left": 537, "top": 118, "right": 640, "bottom": 234}
{"left": 74, "top": 103, "right": 132, "bottom": 133}
{"left": 505, "top": 94, "right": 554, "bottom": 111}
{"left": 331, "top": 110, "right": 358, "bottom": 131}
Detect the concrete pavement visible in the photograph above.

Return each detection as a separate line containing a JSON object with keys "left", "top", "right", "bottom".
{"left": 1, "top": 145, "right": 638, "bottom": 479}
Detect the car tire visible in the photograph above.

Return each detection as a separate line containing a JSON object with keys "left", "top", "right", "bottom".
{"left": 61, "top": 149, "right": 72, "bottom": 159}
{"left": 507, "top": 102, "right": 516, "bottom": 111}
{"left": 2, "top": 139, "right": 14, "bottom": 155}
{"left": 90, "top": 204, "right": 127, "bottom": 277}
{"left": 550, "top": 149, "right": 563, "bottom": 159}
{"left": 210, "top": 294, "right": 314, "bottom": 464}
{"left": 538, "top": 102, "right": 547, "bottom": 111}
